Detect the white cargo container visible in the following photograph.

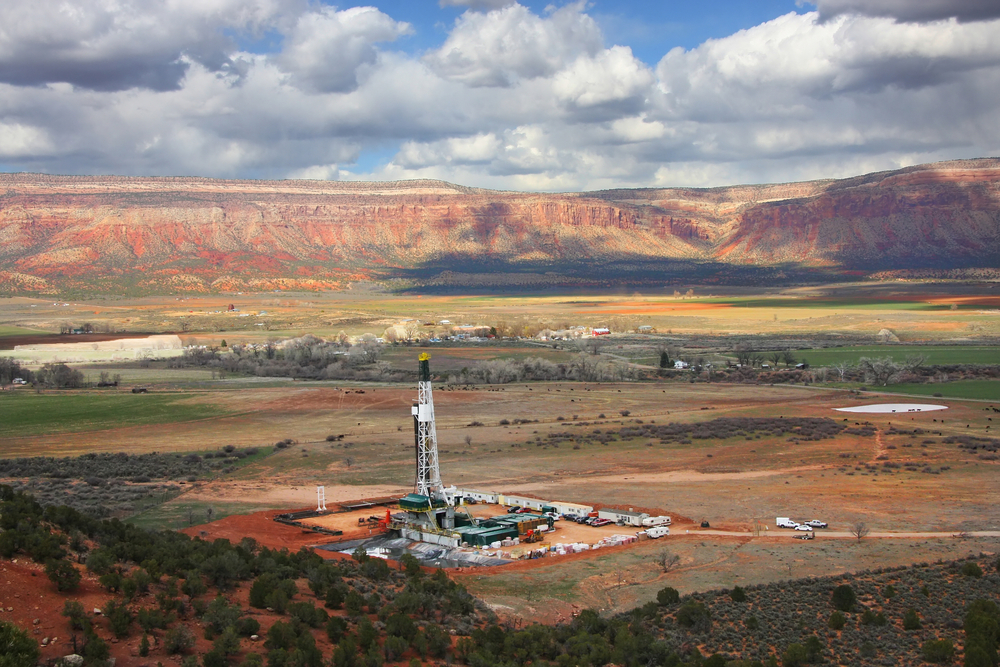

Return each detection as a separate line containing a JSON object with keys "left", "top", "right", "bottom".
{"left": 645, "top": 525, "right": 670, "bottom": 539}
{"left": 641, "top": 515, "right": 671, "bottom": 527}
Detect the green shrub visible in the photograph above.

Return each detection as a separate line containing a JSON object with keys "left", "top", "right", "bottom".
{"left": 883, "top": 584, "right": 896, "bottom": 598}
{"left": 730, "top": 586, "right": 747, "bottom": 602}
{"left": 746, "top": 615, "right": 760, "bottom": 631}
{"left": 0, "top": 620, "right": 41, "bottom": 667}
{"left": 326, "top": 616, "right": 348, "bottom": 643}
{"left": 828, "top": 611, "right": 846, "bottom": 630}
{"left": 164, "top": 625, "right": 196, "bottom": 654}
{"left": 831, "top": 584, "right": 855, "bottom": 612}
{"left": 657, "top": 586, "right": 680, "bottom": 605}
{"left": 903, "top": 608, "right": 922, "bottom": 630}
{"left": 62, "top": 600, "right": 87, "bottom": 631}
{"left": 782, "top": 643, "right": 808, "bottom": 667}
{"left": 103, "top": 599, "right": 133, "bottom": 638}
{"left": 675, "top": 602, "right": 711, "bottom": 632}
{"left": 45, "top": 559, "right": 81, "bottom": 591}
{"left": 922, "top": 638, "right": 955, "bottom": 663}
{"left": 961, "top": 562, "right": 984, "bottom": 578}
{"left": 235, "top": 616, "right": 260, "bottom": 637}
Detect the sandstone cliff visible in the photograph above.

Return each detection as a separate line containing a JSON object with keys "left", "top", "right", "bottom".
{"left": 1, "top": 158, "right": 998, "bottom": 293}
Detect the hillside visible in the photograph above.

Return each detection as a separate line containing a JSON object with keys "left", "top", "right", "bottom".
{"left": 1, "top": 158, "right": 998, "bottom": 294}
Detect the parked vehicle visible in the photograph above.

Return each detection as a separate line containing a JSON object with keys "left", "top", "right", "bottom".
{"left": 794, "top": 524, "right": 814, "bottom": 532}
{"left": 544, "top": 512, "right": 561, "bottom": 521}
{"left": 641, "top": 515, "right": 671, "bottom": 527}
{"left": 12, "top": 378, "right": 26, "bottom": 385}
{"left": 776, "top": 517, "right": 799, "bottom": 529}
{"left": 506, "top": 506, "right": 521, "bottom": 513}
{"left": 804, "top": 519, "right": 828, "bottom": 528}
{"left": 591, "top": 518, "right": 613, "bottom": 527}
{"left": 645, "top": 525, "right": 671, "bottom": 539}
{"left": 700, "top": 520, "right": 710, "bottom": 528}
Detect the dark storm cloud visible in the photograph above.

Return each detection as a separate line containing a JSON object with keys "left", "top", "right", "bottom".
{"left": 0, "top": 0, "right": 290, "bottom": 91}
{"left": 810, "top": 0, "right": 1000, "bottom": 23}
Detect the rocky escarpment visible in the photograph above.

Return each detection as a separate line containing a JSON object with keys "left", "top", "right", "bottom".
{"left": 1, "top": 159, "right": 998, "bottom": 293}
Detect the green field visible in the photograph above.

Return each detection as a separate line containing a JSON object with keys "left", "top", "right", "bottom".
{"left": 704, "top": 297, "right": 976, "bottom": 311}
{"left": 127, "top": 499, "right": 265, "bottom": 531}
{"left": 0, "top": 392, "right": 229, "bottom": 437}
{"left": 793, "top": 346, "right": 1000, "bottom": 366}
{"left": 886, "top": 380, "right": 1000, "bottom": 401}
{"left": 0, "top": 325, "right": 50, "bottom": 337}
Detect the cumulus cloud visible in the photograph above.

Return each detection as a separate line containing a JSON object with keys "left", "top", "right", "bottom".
{"left": 277, "top": 6, "right": 410, "bottom": 93}
{"left": 0, "top": 0, "right": 295, "bottom": 91}
{"left": 438, "top": 0, "right": 514, "bottom": 9}
{"left": 807, "top": 0, "right": 1000, "bottom": 23}
{"left": 0, "top": 2, "right": 999, "bottom": 190}
{"left": 553, "top": 46, "right": 654, "bottom": 119}
{"left": 423, "top": 2, "right": 602, "bottom": 87}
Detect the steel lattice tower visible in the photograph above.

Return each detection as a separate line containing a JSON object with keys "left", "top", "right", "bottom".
{"left": 412, "top": 353, "right": 444, "bottom": 499}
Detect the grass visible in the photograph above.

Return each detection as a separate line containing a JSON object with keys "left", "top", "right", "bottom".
{"left": 0, "top": 325, "right": 51, "bottom": 337}
{"left": 886, "top": 380, "right": 1000, "bottom": 401}
{"left": 0, "top": 391, "right": 230, "bottom": 438}
{"left": 792, "top": 346, "right": 1000, "bottom": 367}
{"left": 127, "top": 499, "right": 265, "bottom": 531}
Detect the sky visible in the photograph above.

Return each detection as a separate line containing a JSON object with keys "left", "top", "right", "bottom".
{"left": 1, "top": 0, "right": 998, "bottom": 190}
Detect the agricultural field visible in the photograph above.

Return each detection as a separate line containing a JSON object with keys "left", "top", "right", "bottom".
{"left": 886, "top": 380, "right": 1000, "bottom": 401}
{"left": 1, "top": 281, "right": 999, "bottom": 629}
{"left": 0, "top": 391, "right": 231, "bottom": 440}
{"left": 791, "top": 345, "right": 1000, "bottom": 366}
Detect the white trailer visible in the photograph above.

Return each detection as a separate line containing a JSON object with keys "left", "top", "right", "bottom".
{"left": 645, "top": 525, "right": 670, "bottom": 539}
{"left": 598, "top": 509, "right": 649, "bottom": 527}
{"left": 776, "top": 517, "right": 799, "bottom": 528}
{"left": 641, "top": 515, "right": 671, "bottom": 527}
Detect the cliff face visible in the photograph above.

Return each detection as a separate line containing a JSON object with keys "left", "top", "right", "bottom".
{"left": 1, "top": 159, "right": 998, "bottom": 293}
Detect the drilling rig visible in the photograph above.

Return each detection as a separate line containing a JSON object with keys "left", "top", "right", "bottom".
{"left": 392, "top": 353, "right": 461, "bottom": 546}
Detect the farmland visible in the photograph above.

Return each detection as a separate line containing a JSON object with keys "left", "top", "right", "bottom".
{"left": 1, "top": 281, "right": 999, "bottom": 628}
{"left": 0, "top": 391, "right": 230, "bottom": 439}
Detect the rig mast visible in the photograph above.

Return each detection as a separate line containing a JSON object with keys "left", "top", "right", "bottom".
{"left": 412, "top": 353, "right": 449, "bottom": 503}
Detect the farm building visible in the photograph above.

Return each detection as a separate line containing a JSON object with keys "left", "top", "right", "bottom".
{"left": 597, "top": 509, "right": 649, "bottom": 527}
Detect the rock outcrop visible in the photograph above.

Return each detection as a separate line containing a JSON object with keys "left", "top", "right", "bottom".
{"left": 1, "top": 158, "right": 998, "bottom": 293}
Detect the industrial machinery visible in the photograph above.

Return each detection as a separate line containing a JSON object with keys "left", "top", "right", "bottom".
{"left": 390, "top": 354, "right": 462, "bottom": 546}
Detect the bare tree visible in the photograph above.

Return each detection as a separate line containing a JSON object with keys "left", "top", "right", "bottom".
{"left": 782, "top": 350, "right": 797, "bottom": 367}
{"left": 857, "top": 357, "right": 900, "bottom": 386}
{"left": 903, "top": 354, "right": 927, "bottom": 372}
{"left": 345, "top": 457, "right": 354, "bottom": 469}
{"left": 769, "top": 351, "right": 783, "bottom": 367}
{"left": 832, "top": 361, "right": 852, "bottom": 382}
{"left": 464, "top": 435, "right": 473, "bottom": 447}
{"left": 205, "top": 506, "right": 215, "bottom": 522}
{"left": 655, "top": 549, "right": 680, "bottom": 572}
{"left": 850, "top": 521, "right": 870, "bottom": 541}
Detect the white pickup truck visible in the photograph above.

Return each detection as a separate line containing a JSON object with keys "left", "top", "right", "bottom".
{"left": 776, "top": 517, "right": 799, "bottom": 529}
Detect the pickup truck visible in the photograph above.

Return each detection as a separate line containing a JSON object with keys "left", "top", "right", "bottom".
{"left": 776, "top": 517, "right": 799, "bottom": 529}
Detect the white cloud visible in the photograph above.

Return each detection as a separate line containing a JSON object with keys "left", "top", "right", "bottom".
{"left": 438, "top": 0, "right": 515, "bottom": 10}
{"left": 423, "top": 2, "right": 602, "bottom": 87}
{"left": 553, "top": 46, "right": 653, "bottom": 118}
{"left": 277, "top": 6, "right": 411, "bottom": 93}
{"left": 0, "top": 3, "right": 998, "bottom": 191}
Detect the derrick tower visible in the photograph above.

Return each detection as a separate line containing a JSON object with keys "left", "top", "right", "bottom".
{"left": 412, "top": 353, "right": 447, "bottom": 502}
